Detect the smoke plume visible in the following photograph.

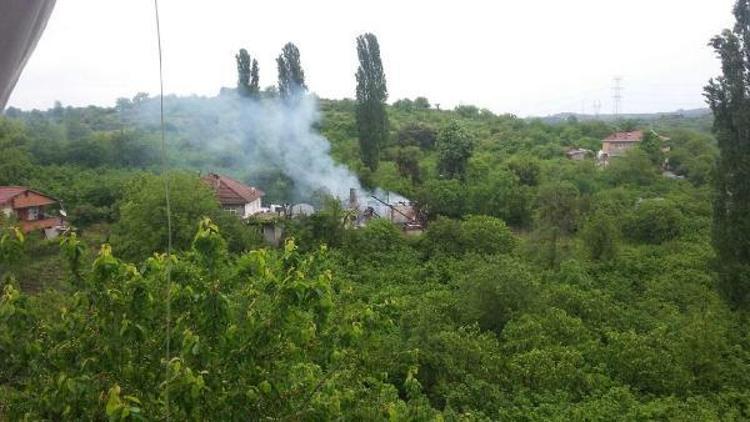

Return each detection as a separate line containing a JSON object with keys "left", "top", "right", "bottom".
{"left": 125, "top": 91, "right": 363, "bottom": 202}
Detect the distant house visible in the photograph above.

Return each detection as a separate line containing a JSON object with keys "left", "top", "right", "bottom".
{"left": 565, "top": 148, "right": 592, "bottom": 161}
{"left": 202, "top": 173, "right": 265, "bottom": 218}
{"left": 601, "top": 130, "right": 643, "bottom": 158}
{"left": 0, "top": 186, "right": 67, "bottom": 239}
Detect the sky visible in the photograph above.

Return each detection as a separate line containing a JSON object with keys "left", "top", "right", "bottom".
{"left": 7, "top": 0, "right": 737, "bottom": 117}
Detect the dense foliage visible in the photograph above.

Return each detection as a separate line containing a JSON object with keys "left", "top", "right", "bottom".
{"left": 235, "top": 48, "right": 260, "bottom": 98}
{"left": 2, "top": 22, "right": 747, "bottom": 416}
{"left": 276, "top": 42, "right": 307, "bottom": 101}
{"left": 355, "top": 33, "right": 388, "bottom": 172}
{"left": 706, "top": 0, "right": 750, "bottom": 307}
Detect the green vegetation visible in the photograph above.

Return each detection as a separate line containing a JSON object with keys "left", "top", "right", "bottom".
{"left": 277, "top": 42, "right": 306, "bottom": 100}
{"left": 235, "top": 48, "right": 260, "bottom": 98}
{"left": 706, "top": 1, "right": 750, "bottom": 307}
{"left": 1, "top": 11, "right": 749, "bottom": 418}
{"left": 355, "top": 33, "right": 388, "bottom": 172}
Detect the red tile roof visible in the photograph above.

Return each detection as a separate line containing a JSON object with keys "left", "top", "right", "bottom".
{"left": 0, "top": 186, "right": 57, "bottom": 208}
{"left": 202, "top": 173, "right": 264, "bottom": 205}
{"left": 603, "top": 130, "right": 643, "bottom": 143}
{"left": 0, "top": 186, "right": 26, "bottom": 205}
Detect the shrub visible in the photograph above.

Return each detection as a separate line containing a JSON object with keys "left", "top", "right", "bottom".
{"left": 625, "top": 199, "right": 683, "bottom": 244}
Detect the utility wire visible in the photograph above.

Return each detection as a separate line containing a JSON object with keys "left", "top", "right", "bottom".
{"left": 153, "top": 1, "right": 173, "bottom": 420}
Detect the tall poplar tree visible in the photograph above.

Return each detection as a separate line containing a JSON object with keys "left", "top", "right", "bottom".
{"left": 250, "top": 58, "right": 260, "bottom": 96}
{"left": 236, "top": 49, "right": 260, "bottom": 98}
{"left": 277, "top": 42, "right": 306, "bottom": 100}
{"left": 355, "top": 33, "right": 388, "bottom": 172}
{"left": 236, "top": 48, "right": 251, "bottom": 97}
{"left": 705, "top": 0, "right": 750, "bottom": 306}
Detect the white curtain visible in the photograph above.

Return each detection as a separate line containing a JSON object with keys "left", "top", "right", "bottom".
{"left": 0, "top": 0, "right": 56, "bottom": 109}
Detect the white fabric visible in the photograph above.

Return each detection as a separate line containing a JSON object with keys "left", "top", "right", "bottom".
{"left": 0, "top": 0, "right": 56, "bottom": 110}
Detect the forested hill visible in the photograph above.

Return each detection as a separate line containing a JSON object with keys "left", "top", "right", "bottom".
{"left": 1, "top": 91, "right": 746, "bottom": 419}
{"left": 535, "top": 107, "right": 713, "bottom": 131}
{"left": 2, "top": 93, "right": 717, "bottom": 205}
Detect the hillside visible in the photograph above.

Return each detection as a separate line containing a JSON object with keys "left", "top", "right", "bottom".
{"left": 0, "top": 92, "right": 746, "bottom": 419}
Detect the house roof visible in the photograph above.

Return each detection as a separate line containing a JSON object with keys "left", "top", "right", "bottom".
{"left": 202, "top": 173, "right": 264, "bottom": 205}
{"left": 0, "top": 186, "right": 58, "bottom": 208}
{"left": 603, "top": 130, "right": 643, "bottom": 143}
{"left": 0, "top": 186, "right": 26, "bottom": 204}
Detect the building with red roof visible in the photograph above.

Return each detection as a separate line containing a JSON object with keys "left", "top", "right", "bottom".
{"left": 0, "top": 186, "right": 67, "bottom": 238}
{"left": 601, "top": 130, "right": 644, "bottom": 158}
{"left": 202, "top": 173, "right": 265, "bottom": 218}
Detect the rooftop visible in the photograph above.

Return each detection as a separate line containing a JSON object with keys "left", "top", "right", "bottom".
{"left": 603, "top": 130, "right": 644, "bottom": 143}
{"left": 0, "top": 186, "right": 26, "bottom": 204}
{"left": 202, "top": 173, "right": 264, "bottom": 205}
{"left": 0, "top": 186, "right": 58, "bottom": 207}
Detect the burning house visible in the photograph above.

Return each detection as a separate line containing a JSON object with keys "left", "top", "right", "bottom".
{"left": 347, "top": 188, "right": 423, "bottom": 232}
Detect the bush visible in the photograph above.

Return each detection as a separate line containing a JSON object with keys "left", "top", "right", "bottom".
{"left": 581, "top": 212, "right": 620, "bottom": 261}
{"left": 625, "top": 199, "right": 683, "bottom": 244}
{"left": 417, "top": 179, "right": 467, "bottom": 218}
{"left": 421, "top": 215, "right": 515, "bottom": 257}
{"left": 344, "top": 218, "right": 409, "bottom": 260}
{"left": 458, "top": 255, "right": 538, "bottom": 333}
{"left": 397, "top": 122, "right": 437, "bottom": 149}
{"left": 111, "top": 172, "right": 219, "bottom": 260}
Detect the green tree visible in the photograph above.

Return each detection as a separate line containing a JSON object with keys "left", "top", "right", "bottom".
{"left": 236, "top": 48, "right": 251, "bottom": 97}
{"left": 0, "top": 118, "right": 34, "bottom": 185}
{"left": 413, "top": 97, "right": 430, "bottom": 109}
{"left": 277, "top": 42, "right": 306, "bottom": 100}
{"left": 394, "top": 146, "right": 422, "bottom": 184}
{"left": 458, "top": 255, "right": 538, "bottom": 334}
{"left": 397, "top": 122, "right": 437, "bottom": 149}
{"left": 355, "top": 33, "right": 388, "bottom": 171}
{"left": 417, "top": 179, "right": 466, "bottom": 218}
{"left": 111, "top": 172, "right": 219, "bottom": 261}
{"left": 421, "top": 215, "right": 515, "bottom": 257}
{"left": 705, "top": 0, "right": 750, "bottom": 306}
{"left": 608, "top": 149, "right": 659, "bottom": 186}
{"left": 533, "top": 181, "right": 579, "bottom": 268}
{"left": 250, "top": 57, "right": 260, "bottom": 96}
{"left": 624, "top": 199, "right": 683, "bottom": 244}
{"left": 639, "top": 130, "right": 664, "bottom": 165}
{"left": 581, "top": 211, "right": 620, "bottom": 261}
{"left": 436, "top": 121, "right": 475, "bottom": 180}
{"left": 506, "top": 155, "right": 542, "bottom": 186}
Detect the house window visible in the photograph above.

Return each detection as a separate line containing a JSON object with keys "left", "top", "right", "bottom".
{"left": 27, "top": 206, "right": 39, "bottom": 221}
{"left": 223, "top": 206, "right": 241, "bottom": 216}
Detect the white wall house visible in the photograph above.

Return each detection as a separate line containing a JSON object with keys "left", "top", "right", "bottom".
{"left": 202, "top": 173, "right": 265, "bottom": 219}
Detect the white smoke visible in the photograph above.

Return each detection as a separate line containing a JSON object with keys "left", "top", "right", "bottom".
{"left": 229, "top": 93, "right": 362, "bottom": 200}
{"left": 126, "top": 91, "right": 364, "bottom": 201}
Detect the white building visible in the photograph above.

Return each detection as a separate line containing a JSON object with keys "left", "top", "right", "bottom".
{"left": 202, "top": 173, "right": 265, "bottom": 219}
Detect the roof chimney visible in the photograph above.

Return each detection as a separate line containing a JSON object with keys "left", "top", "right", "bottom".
{"left": 349, "top": 188, "right": 358, "bottom": 209}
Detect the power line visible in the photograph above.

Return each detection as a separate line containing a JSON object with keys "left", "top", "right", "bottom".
{"left": 153, "top": 1, "right": 174, "bottom": 420}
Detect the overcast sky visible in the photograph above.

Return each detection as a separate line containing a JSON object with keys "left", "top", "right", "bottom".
{"left": 7, "top": 0, "right": 737, "bottom": 116}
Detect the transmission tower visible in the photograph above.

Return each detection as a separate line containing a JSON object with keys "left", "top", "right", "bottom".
{"left": 612, "top": 77, "right": 623, "bottom": 117}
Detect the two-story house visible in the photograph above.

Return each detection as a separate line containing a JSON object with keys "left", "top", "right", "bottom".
{"left": 601, "top": 130, "right": 644, "bottom": 158}
{"left": 0, "top": 186, "right": 67, "bottom": 239}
